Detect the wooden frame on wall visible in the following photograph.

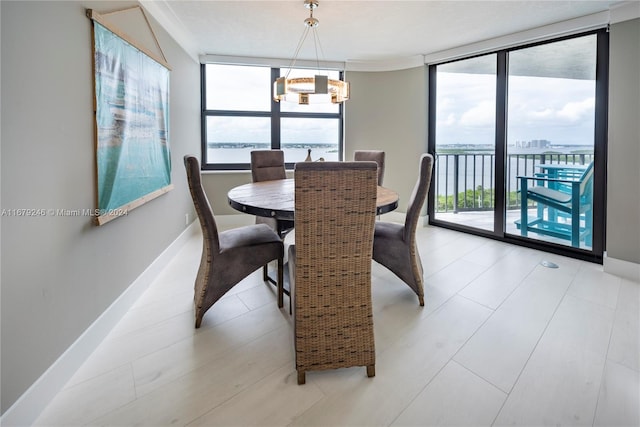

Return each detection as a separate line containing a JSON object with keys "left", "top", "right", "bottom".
{"left": 87, "top": 8, "right": 173, "bottom": 225}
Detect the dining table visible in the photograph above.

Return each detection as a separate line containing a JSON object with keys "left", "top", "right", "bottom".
{"left": 227, "top": 178, "right": 399, "bottom": 221}
{"left": 228, "top": 178, "right": 399, "bottom": 310}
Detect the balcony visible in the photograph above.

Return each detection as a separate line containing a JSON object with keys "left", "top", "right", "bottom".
{"left": 433, "top": 150, "right": 594, "bottom": 249}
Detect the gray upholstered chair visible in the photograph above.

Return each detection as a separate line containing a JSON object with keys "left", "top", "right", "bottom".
{"left": 288, "top": 161, "right": 378, "bottom": 384}
{"left": 250, "top": 150, "right": 295, "bottom": 290}
{"left": 250, "top": 150, "right": 295, "bottom": 236}
{"left": 354, "top": 150, "right": 385, "bottom": 185}
{"left": 184, "top": 155, "right": 284, "bottom": 327}
{"left": 372, "top": 153, "right": 434, "bottom": 306}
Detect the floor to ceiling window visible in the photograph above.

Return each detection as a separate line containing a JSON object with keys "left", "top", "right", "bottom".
{"left": 428, "top": 30, "right": 608, "bottom": 262}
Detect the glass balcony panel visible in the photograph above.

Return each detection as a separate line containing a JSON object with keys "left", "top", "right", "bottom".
{"left": 506, "top": 34, "right": 597, "bottom": 249}
{"left": 433, "top": 54, "right": 497, "bottom": 231}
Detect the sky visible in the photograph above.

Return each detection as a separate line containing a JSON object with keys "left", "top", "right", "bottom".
{"left": 436, "top": 72, "right": 596, "bottom": 147}
{"left": 205, "top": 64, "right": 340, "bottom": 144}
{"left": 203, "top": 64, "right": 596, "bottom": 149}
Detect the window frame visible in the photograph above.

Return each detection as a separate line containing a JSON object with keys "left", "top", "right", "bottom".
{"left": 200, "top": 64, "right": 345, "bottom": 171}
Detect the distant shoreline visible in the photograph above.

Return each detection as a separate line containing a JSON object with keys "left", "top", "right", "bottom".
{"left": 437, "top": 144, "right": 593, "bottom": 154}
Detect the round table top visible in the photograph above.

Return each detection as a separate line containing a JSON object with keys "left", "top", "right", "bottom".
{"left": 228, "top": 178, "right": 399, "bottom": 221}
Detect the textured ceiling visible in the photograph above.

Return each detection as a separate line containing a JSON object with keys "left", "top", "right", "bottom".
{"left": 144, "top": 0, "right": 625, "bottom": 66}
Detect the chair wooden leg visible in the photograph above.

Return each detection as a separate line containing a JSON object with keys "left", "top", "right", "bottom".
{"left": 262, "top": 264, "right": 269, "bottom": 282}
{"left": 297, "top": 370, "right": 306, "bottom": 385}
{"left": 366, "top": 364, "right": 375, "bottom": 378}
{"left": 418, "top": 295, "right": 424, "bottom": 306}
{"left": 195, "top": 314, "right": 203, "bottom": 329}
{"left": 277, "top": 257, "right": 284, "bottom": 308}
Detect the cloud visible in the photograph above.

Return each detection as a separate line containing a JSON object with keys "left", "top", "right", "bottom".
{"left": 437, "top": 112, "right": 456, "bottom": 127}
{"left": 444, "top": 113, "right": 456, "bottom": 126}
{"left": 529, "top": 108, "right": 554, "bottom": 119}
{"left": 459, "top": 101, "right": 495, "bottom": 127}
{"left": 557, "top": 97, "right": 595, "bottom": 122}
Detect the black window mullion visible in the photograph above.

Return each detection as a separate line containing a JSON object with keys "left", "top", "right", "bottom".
{"left": 591, "top": 29, "right": 609, "bottom": 258}
{"left": 338, "top": 70, "right": 346, "bottom": 161}
{"left": 427, "top": 64, "right": 437, "bottom": 221}
{"left": 205, "top": 110, "right": 271, "bottom": 117}
{"left": 280, "top": 112, "right": 341, "bottom": 119}
{"left": 494, "top": 51, "right": 508, "bottom": 236}
{"left": 200, "top": 64, "right": 208, "bottom": 165}
{"left": 271, "top": 68, "right": 281, "bottom": 149}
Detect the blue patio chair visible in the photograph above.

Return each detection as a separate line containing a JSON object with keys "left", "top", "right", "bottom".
{"left": 516, "top": 162, "right": 594, "bottom": 248}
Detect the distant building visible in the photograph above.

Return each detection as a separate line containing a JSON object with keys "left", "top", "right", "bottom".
{"left": 515, "top": 139, "right": 551, "bottom": 149}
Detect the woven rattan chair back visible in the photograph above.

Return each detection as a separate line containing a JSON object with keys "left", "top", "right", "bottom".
{"left": 291, "top": 161, "right": 378, "bottom": 384}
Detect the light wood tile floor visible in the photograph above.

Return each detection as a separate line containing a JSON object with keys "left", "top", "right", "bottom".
{"left": 34, "top": 223, "right": 639, "bottom": 426}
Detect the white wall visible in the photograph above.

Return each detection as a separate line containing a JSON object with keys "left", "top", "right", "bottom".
{"left": 345, "top": 67, "right": 429, "bottom": 214}
{"left": 606, "top": 17, "right": 640, "bottom": 265}
{"left": 0, "top": 0, "right": 200, "bottom": 414}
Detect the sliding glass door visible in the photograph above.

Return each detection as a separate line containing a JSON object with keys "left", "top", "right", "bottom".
{"left": 432, "top": 55, "right": 497, "bottom": 232}
{"left": 428, "top": 30, "right": 607, "bottom": 260}
{"left": 505, "top": 35, "right": 597, "bottom": 250}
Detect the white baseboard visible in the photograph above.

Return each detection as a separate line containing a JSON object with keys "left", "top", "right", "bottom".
{"left": 603, "top": 253, "right": 640, "bottom": 282}
{"left": 0, "top": 223, "right": 199, "bottom": 427}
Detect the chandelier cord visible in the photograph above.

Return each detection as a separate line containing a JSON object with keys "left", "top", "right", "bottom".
{"left": 312, "top": 26, "right": 327, "bottom": 75}
{"left": 285, "top": 24, "right": 311, "bottom": 79}
{"left": 310, "top": 5, "right": 320, "bottom": 72}
{"left": 274, "top": 0, "right": 349, "bottom": 104}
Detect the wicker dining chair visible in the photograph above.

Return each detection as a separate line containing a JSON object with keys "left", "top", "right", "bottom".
{"left": 372, "top": 153, "right": 434, "bottom": 306}
{"left": 354, "top": 150, "right": 385, "bottom": 186}
{"left": 288, "top": 161, "right": 378, "bottom": 384}
{"left": 184, "top": 155, "right": 284, "bottom": 327}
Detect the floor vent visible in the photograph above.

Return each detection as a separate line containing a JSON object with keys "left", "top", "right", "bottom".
{"left": 540, "top": 260, "right": 559, "bottom": 268}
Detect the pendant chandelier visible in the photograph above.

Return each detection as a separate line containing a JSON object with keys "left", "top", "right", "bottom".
{"left": 273, "top": 0, "right": 349, "bottom": 105}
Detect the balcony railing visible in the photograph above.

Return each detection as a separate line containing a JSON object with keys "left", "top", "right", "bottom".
{"left": 434, "top": 151, "right": 594, "bottom": 213}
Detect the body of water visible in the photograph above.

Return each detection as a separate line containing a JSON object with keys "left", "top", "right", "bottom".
{"left": 207, "top": 146, "right": 339, "bottom": 164}
{"left": 207, "top": 145, "right": 593, "bottom": 202}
